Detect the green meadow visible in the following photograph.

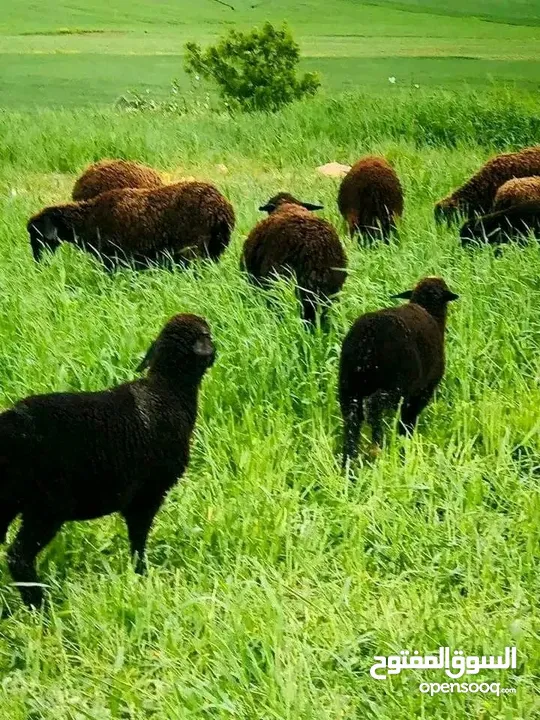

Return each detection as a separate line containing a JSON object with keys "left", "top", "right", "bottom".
{"left": 1, "top": 0, "right": 540, "bottom": 107}
{"left": 0, "top": 1, "right": 540, "bottom": 718}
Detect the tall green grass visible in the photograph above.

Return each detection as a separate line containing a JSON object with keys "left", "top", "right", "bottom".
{"left": 1, "top": 88, "right": 538, "bottom": 177}
{"left": 0, "top": 89, "right": 539, "bottom": 718}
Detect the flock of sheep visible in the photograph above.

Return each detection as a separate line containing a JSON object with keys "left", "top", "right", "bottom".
{"left": 1, "top": 146, "right": 539, "bottom": 609}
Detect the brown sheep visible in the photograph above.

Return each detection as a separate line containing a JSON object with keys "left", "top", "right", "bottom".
{"left": 28, "top": 182, "right": 235, "bottom": 269}
{"left": 337, "top": 156, "right": 404, "bottom": 241}
{"left": 435, "top": 146, "right": 540, "bottom": 222}
{"left": 493, "top": 176, "right": 540, "bottom": 211}
{"left": 72, "top": 159, "right": 163, "bottom": 201}
{"left": 242, "top": 193, "right": 347, "bottom": 324}
{"left": 339, "top": 277, "right": 458, "bottom": 465}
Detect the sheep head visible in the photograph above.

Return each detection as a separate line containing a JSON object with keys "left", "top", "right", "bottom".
{"left": 259, "top": 193, "right": 323, "bottom": 215}
{"left": 393, "top": 277, "right": 459, "bottom": 315}
{"left": 27, "top": 207, "right": 72, "bottom": 261}
{"left": 138, "top": 314, "right": 215, "bottom": 381}
{"left": 434, "top": 196, "right": 461, "bottom": 224}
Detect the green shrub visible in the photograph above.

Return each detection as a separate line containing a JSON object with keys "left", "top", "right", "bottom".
{"left": 184, "top": 22, "right": 320, "bottom": 113}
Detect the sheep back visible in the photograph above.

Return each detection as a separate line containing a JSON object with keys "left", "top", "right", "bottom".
{"left": 337, "top": 156, "right": 403, "bottom": 240}
{"left": 72, "top": 159, "right": 163, "bottom": 201}
{"left": 494, "top": 176, "right": 540, "bottom": 211}
{"left": 242, "top": 208, "right": 347, "bottom": 300}
{"left": 340, "top": 305, "right": 444, "bottom": 402}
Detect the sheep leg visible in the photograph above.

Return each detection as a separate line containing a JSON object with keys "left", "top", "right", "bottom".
{"left": 399, "top": 386, "right": 436, "bottom": 436}
{"left": 122, "top": 492, "right": 166, "bottom": 575}
{"left": 367, "top": 393, "right": 387, "bottom": 447}
{"left": 341, "top": 397, "right": 364, "bottom": 467}
{"left": 7, "top": 514, "right": 61, "bottom": 607}
{"left": 299, "top": 291, "right": 318, "bottom": 325}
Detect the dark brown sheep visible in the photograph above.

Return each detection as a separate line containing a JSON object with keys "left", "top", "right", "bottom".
{"left": 241, "top": 193, "right": 347, "bottom": 324}
{"left": 337, "top": 156, "right": 404, "bottom": 241}
{"left": 435, "top": 146, "right": 540, "bottom": 222}
{"left": 460, "top": 202, "right": 540, "bottom": 247}
{"left": 339, "top": 277, "right": 458, "bottom": 465}
{"left": 0, "top": 314, "right": 215, "bottom": 608}
{"left": 72, "top": 159, "right": 164, "bottom": 201}
{"left": 28, "top": 181, "right": 235, "bottom": 269}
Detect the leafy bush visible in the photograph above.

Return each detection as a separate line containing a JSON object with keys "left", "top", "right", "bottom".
{"left": 184, "top": 22, "right": 320, "bottom": 113}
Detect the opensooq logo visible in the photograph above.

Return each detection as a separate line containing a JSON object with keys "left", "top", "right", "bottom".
{"left": 370, "top": 646, "right": 517, "bottom": 680}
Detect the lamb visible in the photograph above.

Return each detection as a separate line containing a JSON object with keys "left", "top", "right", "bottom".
{"left": 72, "top": 159, "right": 163, "bottom": 202}
{"left": 28, "top": 181, "right": 236, "bottom": 269}
{"left": 0, "top": 314, "right": 215, "bottom": 608}
{"left": 460, "top": 202, "right": 540, "bottom": 247}
{"left": 434, "top": 146, "right": 540, "bottom": 222}
{"left": 339, "top": 277, "right": 458, "bottom": 465}
{"left": 493, "top": 176, "right": 540, "bottom": 211}
{"left": 337, "top": 156, "right": 404, "bottom": 241}
{"left": 241, "top": 193, "right": 347, "bottom": 324}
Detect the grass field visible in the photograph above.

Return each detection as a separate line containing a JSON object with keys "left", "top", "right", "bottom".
{"left": 0, "top": 89, "right": 539, "bottom": 717}
{"left": 1, "top": 0, "right": 540, "bottom": 107}
{"left": 1, "top": 0, "right": 540, "bottom": 717}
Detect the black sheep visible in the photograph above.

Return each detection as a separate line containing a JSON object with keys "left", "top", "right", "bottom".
{"left": 241, "top": 193, "right": 347, "bottom": 324}
{"left": 460, "top": 202, "right": 540, "bottom": 247}
{"left": 0, "top": 314, "right": 215, "bottom": 607}
{"left": 339, "top": 277, "right": 458, "bottom": 465}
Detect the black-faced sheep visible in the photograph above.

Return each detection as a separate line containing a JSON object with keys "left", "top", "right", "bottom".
{"left": 72, "top": 159, "right": 163, "bottom": 202}
{"left": 460, "top": 202, "right": 540, "bottom": 247}
{"left": 434, "top": 146, "right": 540, "bottom": 222}
{"left": 241, "top": 193, "right": 347, "bottom": 324}
{"left": 337, "top": 156, "right": 404, "bottom": 241}
{"left": 339, "top": 277, "right": 458, "bottom": 465}
{"left": 0, "top": 314, "right": 215, "bottom": 607}
{"left": 28, "top": 182, "right": 236, "bottom": 269}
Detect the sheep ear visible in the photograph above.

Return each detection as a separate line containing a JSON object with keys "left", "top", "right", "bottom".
{"left": 259, "top": 203, "right": 276, "bottom": 213}
{"left": 301, "top": 202, "right": 324, "bottom": 211}
{"left": 137, "top": 340, "right": 156, "bottom": 372}
{"left": 391, "top": 290, "right": 413, "bottom": 300}
{"left": 444, "top": 291, "right": 459, "bottom": 301}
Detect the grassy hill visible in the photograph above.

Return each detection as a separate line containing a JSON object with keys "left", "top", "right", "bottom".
{"left": 1, "top": 0, "right": 539, "bottom": 107}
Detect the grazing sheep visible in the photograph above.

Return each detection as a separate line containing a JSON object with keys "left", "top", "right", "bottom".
{"left": 337, "top": 156, "right": 404, "bottom": 241}
{"left": 339, "top": 277, "right": 458, "bottom": 465}
{"left": 28, "top": 182, "right": 235, "bottom": 269}
{"left": 242, "top": 193, "right": 347, "bottom": 324}
{"left": 460, "top": 202, "right": 540, "bottom": 247}
{"left": 0, "top": 314, "right": 215, "bottom": 607}
{"left": 493, "top": 176, "right": 540, "bottom": 211}
{"left": 435, "top": 146, "right": 540, "bottom": 222}
{"left": 72, "top": 159, "right": 164, "bottom": 202}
